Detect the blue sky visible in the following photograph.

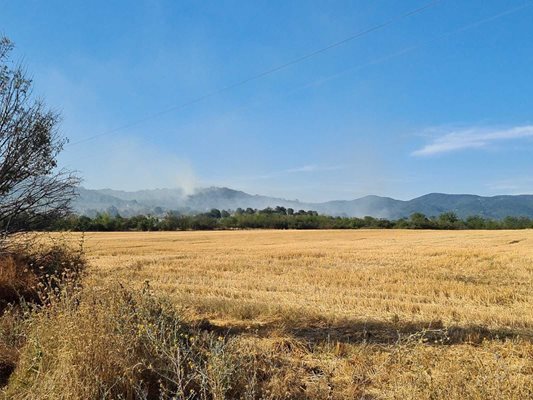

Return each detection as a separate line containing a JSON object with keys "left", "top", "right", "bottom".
{"left": 2, "top": 0, "right": 533, "bottom": 201}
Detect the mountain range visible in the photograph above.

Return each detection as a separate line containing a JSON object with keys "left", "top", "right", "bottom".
{"left": 73, "top": 187, "right": 533, "bottom": 220}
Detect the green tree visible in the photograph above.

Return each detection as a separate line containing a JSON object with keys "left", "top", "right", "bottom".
{"left": 409, "top": 213, "right": 432, "bottom": 229}
{"left": 437, "top": 212, "right": 460, "bottom": 229}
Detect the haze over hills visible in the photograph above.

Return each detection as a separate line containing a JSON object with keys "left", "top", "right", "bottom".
{"left": 74, "top": 187, "right": 533, "bottom": 219}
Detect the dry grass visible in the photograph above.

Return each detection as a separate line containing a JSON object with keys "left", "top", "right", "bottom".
{"left": 0, "top": 255, "right": 38, "bottom": 310}
{"left": 84, "top": 230, "right": 533, "bottom": 332}
{"left": 3, "top": 229, "right": 533, "bottom": 398}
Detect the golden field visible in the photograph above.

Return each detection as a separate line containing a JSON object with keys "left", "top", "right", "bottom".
{"left": 84, "top": 230, "right": 533, "bottom": 330}
{"left": 82, "top": 230, "right": 533, "bottom": 398}
{"left": 3, "top": 229, "right": 533, "bottom": 399}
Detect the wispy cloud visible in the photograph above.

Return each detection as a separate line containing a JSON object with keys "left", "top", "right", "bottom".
{"left": 485, "top": 177, "right": 533, "bottom": 194}
{"left": 412, "top": 125, "right": 533, "bottom": 156}
{"left": 285, "top": 164, "right": 344, "bottom": 173}
{"left": 233, "top": 164, "right": 345, "bottom": 182}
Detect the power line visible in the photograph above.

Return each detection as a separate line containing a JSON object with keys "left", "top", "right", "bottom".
{"left": 65, "top": 0, "right": 533, "bottom": 166}
{"left": 287, "top": 0, "right": 533, "bottom": 95}
{"left": 67, "top": 0, "right": 443, "bottom": 147}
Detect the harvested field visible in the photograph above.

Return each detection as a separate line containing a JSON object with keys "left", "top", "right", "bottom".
{"left": 67, "top": 229, "right": 533, "bottom": 399}
{"left": 84, "top": 230, "right": 533, "bottom": 331}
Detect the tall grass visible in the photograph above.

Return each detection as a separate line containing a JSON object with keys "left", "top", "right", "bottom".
{"left": 3, "top": 281, "right": 532, "bottom": 399}
{"left": 0, "top": 238, "right": 86, "bottom": 390}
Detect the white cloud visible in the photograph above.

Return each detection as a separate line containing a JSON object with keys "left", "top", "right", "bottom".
{"left": 233, "top": 164, "right": 345, "bottom": 182}
{"left": 485, "top": 177, "right": 533, "bottom": 194}
{"left": 285, "top": 164, "right": 344, "bottom": 173}
{"left": 412, "top": 125, "right": 533, "bottom": 156}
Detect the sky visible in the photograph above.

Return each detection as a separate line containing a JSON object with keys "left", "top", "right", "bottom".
{"left": 1, "top": 0, "right": 533, "bottom": 202}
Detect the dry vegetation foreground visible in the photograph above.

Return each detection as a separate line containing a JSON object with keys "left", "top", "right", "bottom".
{"left": 80, "top": 230, "right": 533, "bottom": 398}
{"left": 3, "top": 229, "right": 533, "bottom": 399}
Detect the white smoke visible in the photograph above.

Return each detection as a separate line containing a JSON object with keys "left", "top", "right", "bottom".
{"left": 74, "top": 137, "right": 199, "bottom": 194}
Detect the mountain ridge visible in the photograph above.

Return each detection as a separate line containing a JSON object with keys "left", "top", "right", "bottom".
{"left": 73, "top": 187, "right": 533, "bottom": 219}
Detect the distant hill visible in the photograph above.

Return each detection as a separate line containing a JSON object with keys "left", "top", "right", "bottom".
{"left": 74, "top": 187, "right": 305, "bottom": 217}
{"left": 73, "top": 187, "right": 533, "bottom": 219}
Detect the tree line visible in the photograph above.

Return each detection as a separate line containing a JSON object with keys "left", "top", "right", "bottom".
{"left": 20, "top": 207, "right": 533, "bottom": 231}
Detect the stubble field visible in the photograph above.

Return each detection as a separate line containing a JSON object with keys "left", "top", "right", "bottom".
{"left": 77, "top": 229, "right": 533, "bottom": 399}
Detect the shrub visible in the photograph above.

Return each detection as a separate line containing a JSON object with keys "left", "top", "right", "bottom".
{"left": 3, "top": 281, "right": 348, "bottom": 399}
{"left": 0, "top": 239, "right": 87, "bottom": 388}
{"left": 4, "top": 283, "right": 240, "bottom": 399}
{"left": 0, "top": 239, "right": 86, "bottom": 310}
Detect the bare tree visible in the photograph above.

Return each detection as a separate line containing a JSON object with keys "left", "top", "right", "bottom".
{"left": 0, "top": 37, "right": 80, "bottom": 239}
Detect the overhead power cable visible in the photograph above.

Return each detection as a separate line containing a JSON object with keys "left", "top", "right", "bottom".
{"left": 65, "top": 0, "right": 533, "bottom": 166}
{"left": 67, "top": 0, "right": 443, "bottom": 147}
{"left": 63, "top": 0, "right": 533, "bottom": 168}
{"left": 288, "top": 0, "right": 533, "bottom": 95}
